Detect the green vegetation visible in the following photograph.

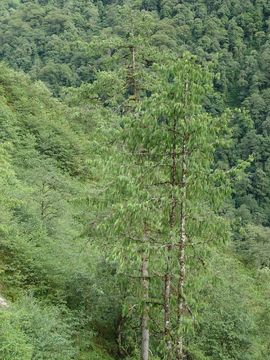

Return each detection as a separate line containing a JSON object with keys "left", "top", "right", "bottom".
{"left": 0, "top": 1, "right": 269, "bottom": 359}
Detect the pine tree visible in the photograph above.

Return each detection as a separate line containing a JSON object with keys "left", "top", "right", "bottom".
{"left": 123, "top": 52, "right": 231, "bottom": 358}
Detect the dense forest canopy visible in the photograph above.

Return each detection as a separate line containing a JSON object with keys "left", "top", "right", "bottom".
{"left": 0, "top": 0, "right": 269, "bottom": 359}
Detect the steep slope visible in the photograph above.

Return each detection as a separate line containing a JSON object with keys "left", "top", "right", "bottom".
{"left": 0, "top": 64, "right": 117, "bottom": 359}
{"left": 0, "top": 1, "right": 269, "bottom": 358}
{"left": 1, "top": 0, "right": 270, "bottom": 242}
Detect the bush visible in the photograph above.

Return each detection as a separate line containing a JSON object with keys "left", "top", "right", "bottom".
{"left": 0, "top": 296, "right": 77, "bottom": 360}
{"left": 0, "top": 310, "right": 33, "bottom": 360}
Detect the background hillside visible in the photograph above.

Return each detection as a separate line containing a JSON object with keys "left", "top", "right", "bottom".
{"left": 0, "top": 1, "right": 269, "bottom": 359}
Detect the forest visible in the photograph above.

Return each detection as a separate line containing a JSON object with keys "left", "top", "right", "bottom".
{"left": 0, "top": 0, "right": 269, "bottom": 359}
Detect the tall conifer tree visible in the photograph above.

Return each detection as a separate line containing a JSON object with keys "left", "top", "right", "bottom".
{"left": 123, "top": 53, "right": 231, "bottom": 358}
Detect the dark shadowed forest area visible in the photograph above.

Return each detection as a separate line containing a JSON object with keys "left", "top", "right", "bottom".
{"left": 0, "top": 1, "right": 269, "bottom": 359}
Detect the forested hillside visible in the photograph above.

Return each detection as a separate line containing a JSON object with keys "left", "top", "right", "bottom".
{"left": 0, "top": 1, "right": 269, "bottom": 359}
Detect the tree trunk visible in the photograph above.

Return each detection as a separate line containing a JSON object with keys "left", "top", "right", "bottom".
{"left": 177, "top": 142, "right": 187, "bottom": 360}
{"left": 164, "top": 114, "right": 178, "bottom": 358}
{"left": 177, "top": 81, "right": 189, "bottom": 360}
{"left": 141, "top": 252, "right": 149, "bottom": 360}
{"left": 129, "top": 45, "right": 138, "bottom": 100}
{"left": 164, "top": 263, "right": 172, "bottom": 357}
